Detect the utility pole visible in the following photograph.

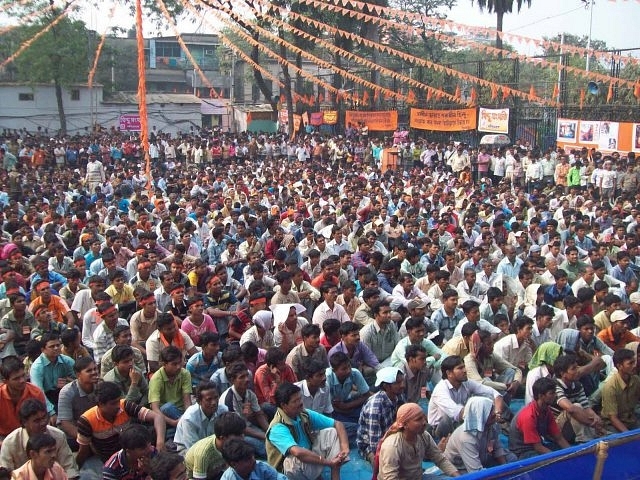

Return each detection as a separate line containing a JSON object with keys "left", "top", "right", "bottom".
{"left": 585, "top": 0, "right": 594, "bottom": 72}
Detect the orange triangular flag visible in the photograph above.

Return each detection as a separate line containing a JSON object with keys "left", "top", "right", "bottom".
{"left": 374, "top": 89, "right": 380, "bottom": 102}
{"left": 362, "top": 90, "right": 370, "bottom": 105}
{"left": 427, "top": 89, "right": 433, "bottom": 102}
{"left": 491, "top": 85, "right": 497, "bottom": 101}
{"left": 407, "top": 89, "right": 416, "bottom": 104}
{"left": 607, "top": 82, "right": 613, "bottom": 103}
{"left": 580, "top": 89, "right": 585, "bottom": 110}
{"left": 552, "top": 83, "right": 559, "bottom": 100}
{"left": 470, "top": 87, "right": 477, "bottom": 105}
{"left": 529, "top": 85, "right": 536, "bottom": 98}
{"left": 454, "top": 85, "right": 461, "bottom": 99}
{"left": 634, "top": 82, "right": 640, "bottom": 101}
{"left": 502, "top": 88, "right": 509, "bottom": 102}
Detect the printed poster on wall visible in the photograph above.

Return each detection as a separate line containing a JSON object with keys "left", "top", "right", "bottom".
{"left": 633, "top": 124, "right": 640, "bottom": 153}
{"left": 598, "top": 122, "right": 619, "bottom": 151}
{"left": 557, "top": 119, "right": 577, "bottom": 143}
{"left": 578, "top": 121, "right": 600, "bottom": 144}
{"left": 409, "top": 108, "right": 477, "bottom": 131}
{"left": 478, "top": 108, "right": 509, "bottom": 134}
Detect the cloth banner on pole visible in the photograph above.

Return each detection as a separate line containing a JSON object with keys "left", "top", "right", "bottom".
{"left": 410, "top": 108, "right": 477, "bottom": 131}
{"left": 345, "top": 110, "right": 398, "bottom": 131}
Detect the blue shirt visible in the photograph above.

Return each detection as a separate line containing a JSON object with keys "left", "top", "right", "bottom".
{"left": 325, "top": 367, "right": 369, "bottom": 402}
{"left": 29, "top": 353, "right": 75, "bottom": 412}
{"left": 496, "top": 257, "right": 524, "bottom": 277}
{"left": 328, "top": 341, "right": 380, "bottom": 370}
{"left": 430, "top": 307, "right": 465, "bottom": 342}
{"left": 611, "top": 265, "right": 637, "bottom": 285}
{"left": 269, "top": 408, "right": 335, "bottom": 453}
{"left": 220, "top": 462, "right": 287, "bottom": 480}
{"left": 187, "top": 351, "right": 223, "bottom": 387}
{"left": 543, "top": 284, "right": 573, "bottom": 305}
{"left": 174, "top": 403, "right": 229, "bottom": 451}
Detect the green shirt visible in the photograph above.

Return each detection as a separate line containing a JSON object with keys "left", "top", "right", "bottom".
{"left": 148, "top": 367, "right": 192, "bottom": 409}
{"left": 184, "top": 435, "right": 225, "bottom": 480}
{"left": 601, "top": 372, "right": 640, "bottom": 430}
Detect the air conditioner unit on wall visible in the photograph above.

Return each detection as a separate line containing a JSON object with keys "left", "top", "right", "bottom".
{"left": 204, "top": 49, "right": 215, "bottom": 56}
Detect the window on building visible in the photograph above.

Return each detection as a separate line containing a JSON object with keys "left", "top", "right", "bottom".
{"left": 71, "top": 89, "right": 80, "bottom": 101}
{"left": 18, "top": 93, "right": 34, "bottom": 101}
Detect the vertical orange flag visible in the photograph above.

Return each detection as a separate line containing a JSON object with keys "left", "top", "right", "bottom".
{"left": 454, "top": 85, "right": 461, "bottom": 99}
{"left": 529, "top": 85, "right": 536, "bottom": 99}
{"left": 491, "top": 85, "right": 498, "bottom": 101}
{"left": 502, "top": 88, "right": 509, "bottom": 102}
{"left": 607, "top": 82, "right": 614, "bottom": 103}
{"left": 427, "top": 89, "right": 433, "bottom": 102}
{"left": 362, "top": 90, "right": 370, "bottom": 105}
{"left": 634, "top": 82, "right": 640, "bottom": 101}
{"left": 552, "top": 83, "right": 559, "bottom": 100}
{"left": 470, "top": 87, "right": 477, "bottom": 105}
{"left": 407, "top": 89, "right": 416, "bottom": 104}
{"left": 579, "top": 89, "right": 585, "bottom": 109}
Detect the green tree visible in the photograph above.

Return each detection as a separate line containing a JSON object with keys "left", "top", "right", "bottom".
{"left": 473, "top": 0, "right": 532, "bottom": 51}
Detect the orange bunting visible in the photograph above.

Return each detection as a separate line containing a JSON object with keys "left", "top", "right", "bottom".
{"left": 491, "top": 85, "right": 498, "bottom": 101}
{"left": 406, "top": 89, "right": 416, "bottom": 104}
{"left": 579, "top": 89, "right": 585, "bottom": 110}
{"left": 502, "top": 88, "right": 509, "bottom": 102}
{"left": 454, "top": 86, "right": 461, "bottom": 99}
{"left": 529, "top": 85, "right": 536, "bottom": 98}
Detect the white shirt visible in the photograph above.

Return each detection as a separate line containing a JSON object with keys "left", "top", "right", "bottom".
{"left": 294, "top": 379, "right": 333, "bottom": 415}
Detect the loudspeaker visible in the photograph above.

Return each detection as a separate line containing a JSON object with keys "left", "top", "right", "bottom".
{"left": 587, "top": 81, "right": 600, "bottom": 95}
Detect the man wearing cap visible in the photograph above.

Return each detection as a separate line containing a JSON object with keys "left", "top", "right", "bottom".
{"left": 597, "top": 310, "right": 640, "bottom": 351}
{"left": 356, "top": 367, "right": 405, "bottom": 463}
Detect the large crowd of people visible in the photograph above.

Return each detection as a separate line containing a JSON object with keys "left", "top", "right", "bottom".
{"left": 0, "top": 126, "right": 639, "bottom": 480}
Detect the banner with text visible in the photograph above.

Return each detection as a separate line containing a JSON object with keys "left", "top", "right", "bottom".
{"left": 323, "top": 111, "right": 338, "bottom": 125}
{"left": 410, "top": 108, "right": 477, "bottom": 131}
{"left": 345, "top": 110, "right": 397, "bottom": 131}
{"left": 478, "top": 108, "right": 510, "bottom": 134}
{"left": 119, "top": 114, "right": 141, "bottom": 132}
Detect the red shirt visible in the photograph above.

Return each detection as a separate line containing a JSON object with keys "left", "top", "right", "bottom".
{"left": 253, "top": 363, "right": 297, "bottom": 404}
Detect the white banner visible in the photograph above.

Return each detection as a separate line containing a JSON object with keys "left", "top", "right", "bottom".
{"left": 478, "top": 107, "right": 509, "bottom": 134}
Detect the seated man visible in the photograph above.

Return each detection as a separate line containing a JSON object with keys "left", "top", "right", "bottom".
{"left": 328, "top": 321, "right": 380, "bottom": 384}
{"left": 509, "top": 377, "right": 570, "bottom": 459}
{"left": 601, "top": 348, "right": 640, "bottom": 433}
{"left": 428, "top": 355, "right": 507, "bottom": 440}
{"left": 57, "top": 357, "right": 99, "bottom": 450}
{"left": 103, "top": 424, "right": 155, "bottom": 480}
{"left": 102, "top": 345, "right": 149, "bottom": 405}
{"left": 219, "top": 362, "right": 270, "bottom": 458}
{"left": 148, "top": 346, "right": 192, "bottom": 434}
{"left": 0, "top": 399, "right": 78, "bottom": 477}
{"left": 359, "top": 300, "right": 399, "bottom": 367}
{"left": 254, "top": 347, "right": 298, "bottom": 419}
{"left": 398, "top": 344, "right": 430, "bottom": 403}
{"left": 493, "top": 315, "right": 534, "bottom": 373}
{"left": 76, "top": 382, "right": 165, "bottom": 471}
{"left": 186, "top": 332, "right": 222, "bottom": 387}
{"left": 221, "top": 438, "right": 287, "bottom": 480}
{"left": 286, "top": 324, "right": 328, "bottom": 380}
{"left": 174, "top": 381, "right": 229, "bottom": 454}
{"left": 325, "top": 352, "right": 371, "bottom": 425}
{"left": 551, "top": 354, "right": 604, "bottom": 444}
{"left": 184, "top": 412, "right": 247, "bottom": 480}
{"left": 265, "top": 382, "right": 350, "bottom": 480}
{"left": 390, "top": 317, "right": 445, "bottom": 384}
{"left": 357, "top": 367, "right": 405, "bottom": 464}
{"left": 29, "top": 332, "right": 75, "bottom": 415}
{"left": 100, "top": 324, "right": 147, "bottom": 377}
{"left": 294, "top": 359, "right": 333, "bottom": 416}
{"left": 145, "top": 312, "right": 197, "bottom": 374}
{"left": 597, "top": 310, "right": 640, "bottom": 351}
{"left": 0, "top": 356, "right": 49, "bottom": 443}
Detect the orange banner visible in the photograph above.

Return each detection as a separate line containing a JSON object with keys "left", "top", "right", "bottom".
{"left": 293, "top": 114, "right": 302, "bottom": 132}
{"left": 410, "top": 108, "right": 477, "bottom": 131}
{"left": 345, "top": 110, "right": 397, "bottom": 131}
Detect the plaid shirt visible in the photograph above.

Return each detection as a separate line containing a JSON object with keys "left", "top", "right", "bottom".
{"left": 357, "top": 390, "right": 405, "bottom": 457}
